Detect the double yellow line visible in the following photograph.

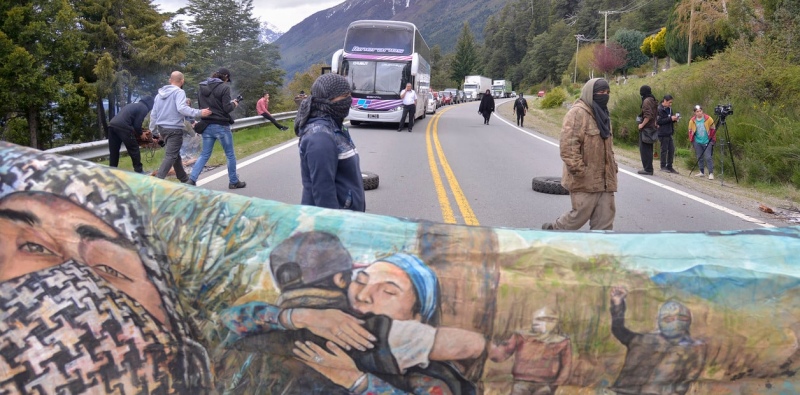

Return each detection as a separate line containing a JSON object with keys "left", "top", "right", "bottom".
{"left": 425, "top": 107, "right": 479, "bottom": 226}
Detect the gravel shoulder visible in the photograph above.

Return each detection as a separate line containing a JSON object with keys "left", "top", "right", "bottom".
{"left": 496, "top": 100, "right": 800, "bottom": 226}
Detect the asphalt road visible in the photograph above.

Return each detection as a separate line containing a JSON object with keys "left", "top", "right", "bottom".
{"left": 196, "top": 99, "right": 780, "bottom": 232}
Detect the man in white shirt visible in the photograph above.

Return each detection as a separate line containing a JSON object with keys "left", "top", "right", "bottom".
{"left": 398, "top": 83, "right": 417, "bottom": 133}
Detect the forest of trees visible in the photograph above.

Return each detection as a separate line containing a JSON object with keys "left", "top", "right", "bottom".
{"left": 2, "top": 0, "right": 799, "bottom": 149}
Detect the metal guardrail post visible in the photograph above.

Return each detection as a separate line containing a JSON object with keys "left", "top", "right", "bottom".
{"left": 45, "top": 111, "right": 298, "bottom": 161}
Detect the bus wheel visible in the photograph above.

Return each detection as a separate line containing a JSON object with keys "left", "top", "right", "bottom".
{"left": 362, "top": 171, "right": 379, "bottom": 190}
{"left": 532, "top": 176, "right": 569, "bottom": 195}
{"left": 350, "top": 120, "right": 362, "bottom": 126}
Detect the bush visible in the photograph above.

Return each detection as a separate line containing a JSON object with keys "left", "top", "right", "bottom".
{"left": 541, "top": 87, "right": 568, "bottom": 109}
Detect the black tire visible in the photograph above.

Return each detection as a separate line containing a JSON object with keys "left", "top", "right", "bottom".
{"left": 362, "top": 171, "right": 379, "bottom": 190}
{"left": 532, "top": 176, "right": 569, "bottom": 195}
{"left": 350, "top": 120, "right": 362, "bottom": 126}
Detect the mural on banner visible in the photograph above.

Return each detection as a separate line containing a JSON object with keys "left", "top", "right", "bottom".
{"left": 1, "top": 141, "right": 799, "bottom": 395}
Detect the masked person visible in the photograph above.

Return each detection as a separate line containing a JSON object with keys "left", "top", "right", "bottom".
{"left": 637, "top": 85, "right": 658, "bottom": 175}
{"left": 513, "top": 93, "right": 529, "bottom": 127}
{"left": 489, "top": 307, "right": 572, "bottom": 395}
{"left": 108, "top": 96, "right": 154, "bottom": 174}
{"left": 150, "top": 71, "right": 212, "bottom": 182}
{"left": 479, "top": 89, "right": 495, "bottom": 125}
{"left": 188, "top": 67, "right": 246, "bottom": 189}
{"left": 294, "top": 73, "right": 365, "bottom": 212}
{"left": 542, "top": 78, "right": 618, "bottom": 231}
{"left": 608, "top": 286, "right": 707, "bottom": 395}
{"left": 0, "top": 143, "right": 212, "bottom": 394}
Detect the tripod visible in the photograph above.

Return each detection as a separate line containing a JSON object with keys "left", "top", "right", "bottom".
{"left": 689, "top": 114, "right": 738, "bottom": 184}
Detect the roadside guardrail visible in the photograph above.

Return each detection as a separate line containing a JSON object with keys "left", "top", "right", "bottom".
{"left": 45, "top": 111, "right": 297, "bottom": 161}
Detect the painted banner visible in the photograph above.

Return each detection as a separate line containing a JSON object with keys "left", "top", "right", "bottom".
{"left": 0, "top": 141, "right": 798, "bottom": 394}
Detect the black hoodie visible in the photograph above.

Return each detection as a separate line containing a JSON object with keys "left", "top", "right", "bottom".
{"left": 198, "top": 78, "right": 236, "bottom": 125}
{"left": 108, "top": 96, "right": 154, "bottom": 136}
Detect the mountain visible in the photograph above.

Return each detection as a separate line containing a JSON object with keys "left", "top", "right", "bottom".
{"left": 260, "top": 21, "right": 283, "bottom": 44}
{"left": 273, "top": 0, "right": 507, "bottom": 79}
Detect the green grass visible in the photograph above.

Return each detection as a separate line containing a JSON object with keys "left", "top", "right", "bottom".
{"left": 96, "top": 122, "right": 297, "bottom": 178}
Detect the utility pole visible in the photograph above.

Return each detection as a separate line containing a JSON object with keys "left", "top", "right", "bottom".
{"left": 688, "top": 0, "right": 695, "bottom": 65}
{"left": 598, "top": 10, "right": 620, "bottom": 47}
{"left": 574, "top": 34, "right": 584, "bottom": 84}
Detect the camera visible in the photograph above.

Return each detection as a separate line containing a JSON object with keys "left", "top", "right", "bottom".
{"left": 233, "top": 94, "right": 244, "bottom": 103}
{"left": 676, "top": 112, "right": 681, "bottom": 120}
{"left": 153, "top": 135, "right": 166, "bottom": 148}
{"left": 715, "top": 104, "right": 733, "bottom": 117}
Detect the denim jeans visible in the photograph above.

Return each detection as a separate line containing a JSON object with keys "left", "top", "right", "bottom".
{"left": 189, "top": 123, "right": 239, "bottom": 184}
{"left": 693, "top": 141, "right": 714, "bottom": 174}
{"left": 155, "top": 127, "right": 188, "bottom": 181}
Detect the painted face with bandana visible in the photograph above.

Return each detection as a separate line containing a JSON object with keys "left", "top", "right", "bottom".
{"left": 530, "top": 306, "right": 560, "bottom": 335}
{"left": 657, "top": 301, "right": 692, "bottom": 340}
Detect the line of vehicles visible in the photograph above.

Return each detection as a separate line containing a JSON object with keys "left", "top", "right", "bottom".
{"left": 330, "top": 20, "right": 516, "bottom": 124}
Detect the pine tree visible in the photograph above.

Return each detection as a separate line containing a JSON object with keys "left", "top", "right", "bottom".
{"left": 613, "top": 29, "right": 649, "bottom": 76}
{"left": 450, "top": 23, "right": 480, "bottom": 89}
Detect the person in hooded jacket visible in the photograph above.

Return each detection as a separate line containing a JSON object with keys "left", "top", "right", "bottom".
{"left": 478, "top": 89, "right": 495, "bottom": 125}
{"left": 108, "top": 95, "right": 154, "bottom": 174}
{"left": 542, "top": 78, "right": 618, "bottom": 231}
{"left": 188, "top": 68, "right": 246, "bottom": 189}
{"left": 656, "top": 95, "right": 680, "bottom": 174}
{"left": 294, "top": 73, "right": 365, "bottom": 212}
{"left": 637, "top": 85, "right": 658, "bottom": 175}
{"left": 149, "top": 71, "right": 211, "bottom": 182}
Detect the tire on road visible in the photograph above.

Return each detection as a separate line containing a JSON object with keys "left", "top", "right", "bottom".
{"left": 531, "top": 176, "right": 569, "bottom": 195}
{"left": 362, "top": 171, "right": 379, "bottom": 190}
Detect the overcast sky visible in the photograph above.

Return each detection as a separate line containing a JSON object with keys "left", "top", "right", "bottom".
{"left": 152, "top": 0, "right": 345, "bottom": 32}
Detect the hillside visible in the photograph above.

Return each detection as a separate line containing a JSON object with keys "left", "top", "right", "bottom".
{"left": 273, "top": 0, "right": 507, "bottom": 78}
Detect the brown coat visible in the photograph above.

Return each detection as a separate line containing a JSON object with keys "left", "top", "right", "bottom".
{"left": 559, "top": 99, "right": 618, "bottom": 193}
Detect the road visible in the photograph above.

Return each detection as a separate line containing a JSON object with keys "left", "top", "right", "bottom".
{"left": 196, "top": 99, "right": 780, "bottom": 232}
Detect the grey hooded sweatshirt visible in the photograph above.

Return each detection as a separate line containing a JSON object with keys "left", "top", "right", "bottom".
{"left": 149, "top": 85, "right": 202, "bottom": 131}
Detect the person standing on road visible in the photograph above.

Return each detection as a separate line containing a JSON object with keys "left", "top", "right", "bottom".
{"left": 149, "top": 71, "right": 211, "bottom": 183}
{"left": 108, "top": 96, "right": 154, "bottom": 174}
{"left": 257, "top": 92, "right": 289, "bottom": 131}
{"left": 398, "top": 82, "right": 417, "bottom": 132}
{"left": 479, "top": 89, "right": 495, "bottom": 125}
{"left": 513, "top": 93, "right": 529, "bottom": 127}
{"left": 542, "top": 78, "right": 618, "bottom": 231}
{"left": 688, "top": 105, "right": 716, "bottom": 180}
{"left": 657, "top": 94, "right": 680, "bottom": 174}
{"left": 188, "top": 67, "right": 247, "bottom": 189}
{"left": 295, "top": 73, "right": 365, "bottom": 212}
{"left": 637, "top": 85, "right": 658, "bottom": 175}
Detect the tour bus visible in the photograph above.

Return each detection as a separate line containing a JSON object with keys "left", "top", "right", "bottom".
{"left": 331, "top": 20, "right": 431, "bottom": 126}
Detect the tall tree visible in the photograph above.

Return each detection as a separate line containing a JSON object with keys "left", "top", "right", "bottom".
{"left": 0, "top": 0, "right": 87, "bottom": 148}
{"left": 450, "top": 23, "right": 480, "bottom": 88}
{"left": 613, "top": 29, "right": 649, "bottom": 76}
{"left": 591, "top": 43, "right": 627, "bottom": 78}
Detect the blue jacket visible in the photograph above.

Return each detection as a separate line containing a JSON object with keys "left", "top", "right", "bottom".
{"left": 298, "top": 116, "right": 365, "bottom": 212}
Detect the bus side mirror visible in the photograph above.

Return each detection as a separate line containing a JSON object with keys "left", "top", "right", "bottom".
{"left": 331, "top": 49, "right": 344, "bottom": 74}
{"left": 410, "top": 53, "right": 419, "bottom": 76}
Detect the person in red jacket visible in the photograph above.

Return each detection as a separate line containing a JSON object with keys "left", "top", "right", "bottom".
{"left": 489, "top": 307, "right": 573, "bottom": 395}
{"left": 257, "top": 92, "right": 289, "bottom": 131}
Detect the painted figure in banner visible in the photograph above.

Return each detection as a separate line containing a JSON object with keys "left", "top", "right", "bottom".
{"left": 0, "top": 146, "right": 212, "bottom": 394}
{"left": 489, "top": 307, "right": 572, "bottom": 395}
{"left": 608, "top": 286, "right": 706, "bottom": 395}
{"left": 219, "top": 232, "right": 485, "bottom": 395}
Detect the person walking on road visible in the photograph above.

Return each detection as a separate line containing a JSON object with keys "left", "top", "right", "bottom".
{"left": 295, "top": 73, "right": 365, "bottom": 212}
{"left": 542, "top": 78, "right": 618, "bottom": 231}
{"left": 149, "top": 71, "right": 211, "bottom": 182}
{"left": 657, "top": 94, "right": 680, "bottom": 174}
{"left": 398, "top": 83, "right": 417, "bottom": 132}
{"left": 688, "top": 105, "right": 716, "bottom": 180}
{"left": 188, "top": 68, "right": 246, "bottom": 189}
{"left": 637, "top": 85, "right": 658, "bottom": 175}
{"left": 257, "top": 92, "right": 289, "bottom": 131}
{"left": 108, "top": 96, "right": 154, "bottom": 174}
{"left": 513, "top": 93, "right": 529, "bottom": 127}
{"left": 479, "top": 89, "right": 495, "bottom": 125}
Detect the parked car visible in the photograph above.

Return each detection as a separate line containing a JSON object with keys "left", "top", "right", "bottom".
{"left": 458, "top": 90, "right": 466, "bottom": 103}
{"left": 444, "top": 88, "right": 459, "bottom": 104}
{"left": 538, "top": 90, "right": 546, "bottom": 98}
{"left": 426, "top": 94, "right": 437, "bottom": 114}
{"left": 441, "top": 92, "right": 452, "bottom": 105}
{"left": 432, "top": 91, "right": 441, "bottom": 108}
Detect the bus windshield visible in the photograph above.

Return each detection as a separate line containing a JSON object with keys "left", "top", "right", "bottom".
{"left": 345, "top": 60, "right": 409, "bottom": 95}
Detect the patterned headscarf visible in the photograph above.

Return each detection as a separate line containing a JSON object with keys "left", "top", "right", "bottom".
{"left": 0, "top": 142, "right": 212, "bottom": 392}
{"left": 377, "top": 253, "right": 440, "bottom": 325}
{"left": 294, "top": 73, "right": 352, "bottom": 135}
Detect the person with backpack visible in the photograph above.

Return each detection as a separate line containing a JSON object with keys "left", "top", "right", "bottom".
{"left": 513, "top": 93, "right": 529, "bottom": 127}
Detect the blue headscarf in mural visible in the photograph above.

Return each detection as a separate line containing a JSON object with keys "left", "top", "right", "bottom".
{"left": 378, "top": 253, "right": 440, "bottom": 324}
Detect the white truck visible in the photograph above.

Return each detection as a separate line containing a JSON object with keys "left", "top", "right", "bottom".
{"left": 492, "top": 80, "right": 512, "bottom": 98}
{"left": 463, "top": 75, "right": 491, "bottom": 101}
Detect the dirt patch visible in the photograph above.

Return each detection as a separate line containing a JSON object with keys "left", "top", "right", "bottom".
{"left": 497, "top": 100, "right": 800, "bottom": 226}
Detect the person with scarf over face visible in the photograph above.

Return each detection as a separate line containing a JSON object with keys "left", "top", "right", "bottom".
{"left": 637, "top": 85, "right": 658, "bottom": 175}
{"left": 0, "top": 143, "right": 213, "bottom": 394}
{"left": 542, "top": 78, "right": 618, "bottom": 231}
{"left": 295, "top": 73, "right": 365, "bottom": 212}
{"left": 478, "top": 89, "right": 495, "bottom": 125}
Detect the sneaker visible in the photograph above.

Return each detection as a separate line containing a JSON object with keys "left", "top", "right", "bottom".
{"left": 541, "top": 222, "right": 555, "bottom": 230}
{"left": 667, "top": 168, "right": 679, "bottom": 174}
{"left": 229, "top": 180, "right": 247, "bottom": 189}
{"left": 694, "top": 172, "right": 705, "bottom": 177}
{"left": 186, "top": 179, "right": 196, "bottom": 186}
{"left": 637, "top": 170, "right": 653, "bottom": 175}
{"left": 408, "top": 129, "right": 412, "bottom": 133}
{"left": 708, "top": 173, "right": 714, "bottom": 180}
{"left": 279, "top": 126, "right": 289, "bottom": 131}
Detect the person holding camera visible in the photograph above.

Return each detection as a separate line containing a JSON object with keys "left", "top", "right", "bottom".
{"left": 637, "top": 85, "right": 658, "bottom": 175}
{"left": 688, "top": 105, "right": 716, "bottom": 180}
{"left": 656, "top": 94, "right": 679, "bottom": 174}
{"left": 149, "top": 71, "right": 212, "bottom": 182}
{"left": 188, "top": 67, "right": 247, "bottom": 189}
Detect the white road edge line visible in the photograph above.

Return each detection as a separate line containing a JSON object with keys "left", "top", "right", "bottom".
{"left": 496, "top": 112, "right": 775, "bottom": 228}
{"left": 196, "top": 139, "right": 298, "bottom": 186}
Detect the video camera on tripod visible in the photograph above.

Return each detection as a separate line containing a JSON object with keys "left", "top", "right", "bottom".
{"left": 714, "top": 103, "right": 733, "bottom": 117}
